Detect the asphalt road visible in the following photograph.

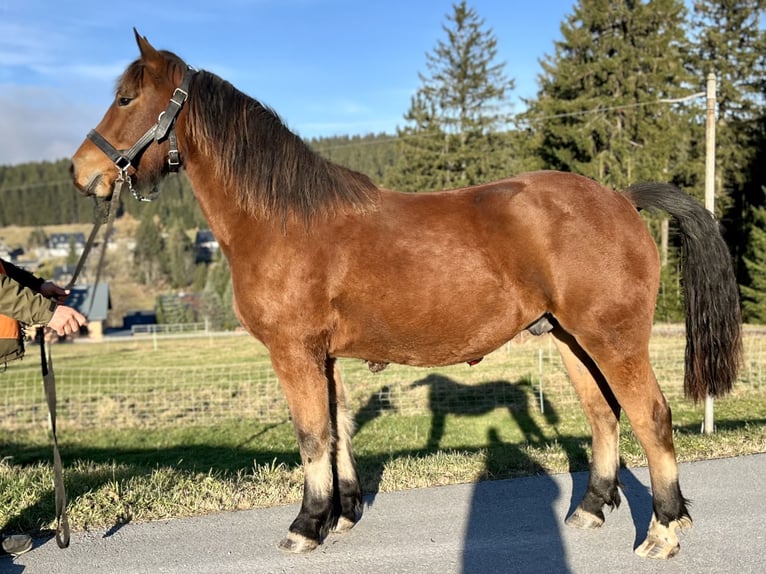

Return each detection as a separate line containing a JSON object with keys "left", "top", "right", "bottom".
{"left": 5, "top": 453, "right": 765, "bottom": 574}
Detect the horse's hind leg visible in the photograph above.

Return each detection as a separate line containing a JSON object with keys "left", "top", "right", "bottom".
{"left": 575, "top": 330, "right": 691, "bottom": 559}
{"left": 551, "top": 326, "right": 622, "bottom": 529}
{"left": 326, "top": 358, "right": 363, "bottom": 533}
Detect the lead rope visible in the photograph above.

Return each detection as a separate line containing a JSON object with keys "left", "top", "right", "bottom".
{"left": 38, "top": 328, "right": 69, "bottom": 548}
{"left": 39, "top": 179, "right": 123, "bottom": 548}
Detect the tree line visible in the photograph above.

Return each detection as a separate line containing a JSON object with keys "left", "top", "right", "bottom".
{"left": 1, "top": 0, "right": 764, "bottom": 322}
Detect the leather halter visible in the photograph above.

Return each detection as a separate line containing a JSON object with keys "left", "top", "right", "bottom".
{"left": 87, "top": 66, "right": 195, "bottom": 201}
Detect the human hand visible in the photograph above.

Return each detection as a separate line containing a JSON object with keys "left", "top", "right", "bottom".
{"left": 39, "top": 281, "right": 70, "bottom": 304}
{"left": 47, "top": 305, "right": 87, "bottom": 337}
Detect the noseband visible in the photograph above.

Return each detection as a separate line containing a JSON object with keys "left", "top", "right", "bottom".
{"left": 87, "top": 66, "right": 195, "bottom": 201}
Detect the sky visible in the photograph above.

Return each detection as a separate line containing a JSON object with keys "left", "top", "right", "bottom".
{"left": 0, "top": 0, "right": 577, "bottom": 166}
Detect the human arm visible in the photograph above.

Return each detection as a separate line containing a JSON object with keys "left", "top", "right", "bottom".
{"left": 0, "top": 274, "right": 86, "bottom": 335}
{"left": 1, "top": 258, "right": 69, "bottom": 303}
{"left": 0, "top": 258, "right": 45, "bottom": 291}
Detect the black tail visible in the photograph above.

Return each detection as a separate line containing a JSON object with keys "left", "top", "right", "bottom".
{"left": 625, "top": 182, "right": 742, "bottom": 401}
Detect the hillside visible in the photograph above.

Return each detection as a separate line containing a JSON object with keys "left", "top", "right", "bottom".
{"left": 1, "top": 216, "right": 165, "bottom": 328}
{"left": 0, "top": 133, "right": 396, "bottom": 227}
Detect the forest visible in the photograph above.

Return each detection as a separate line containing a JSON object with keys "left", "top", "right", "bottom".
{"left": 0, "top": 0, "right": 764, "bottom": 322}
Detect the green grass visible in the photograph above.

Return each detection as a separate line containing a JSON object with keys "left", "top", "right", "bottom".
{"left": 1, "top": 332, "right": 765, "bottom": 535}
{"left": 2, "top": 393, "right": 765, "bottom": 535}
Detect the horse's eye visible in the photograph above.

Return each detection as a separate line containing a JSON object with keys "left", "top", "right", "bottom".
{"left": 117, "top": 96, "right": 133, "bottom": 107}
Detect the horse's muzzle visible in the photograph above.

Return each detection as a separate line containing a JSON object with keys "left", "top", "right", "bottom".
{"left": 71, "top": 151, "right": 114, "bottom": 198}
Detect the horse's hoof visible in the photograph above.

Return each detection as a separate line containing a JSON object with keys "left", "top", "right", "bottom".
{"left": 635, "top": 536, "right": 680, "bottom": 559}
{"left": 565, "top": 508, "right": 604, "bottom": 529}
{"left": 332, "top": 516, "right": 357, "bottom": 533}
{"left": 635, "top": 516, "right": 691, "bottom": 559}
{"left": 278, "top": 532, "right": 319, "bottom": 553}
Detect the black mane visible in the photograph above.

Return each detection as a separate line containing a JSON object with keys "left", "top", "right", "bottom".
{"left": 185, "top": 70, "right": 379, "bottom": 222}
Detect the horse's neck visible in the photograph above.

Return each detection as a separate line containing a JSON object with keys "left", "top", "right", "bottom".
{"left": 182, "top": 158, "right": 270, "bottom": 252}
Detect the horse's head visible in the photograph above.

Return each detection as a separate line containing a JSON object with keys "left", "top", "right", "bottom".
{"left": 71, "top": 30, "right": 193, "bottom": 200}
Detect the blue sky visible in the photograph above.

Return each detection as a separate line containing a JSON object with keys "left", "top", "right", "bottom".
{"left": 0, "top": 0, "right": 576, "bottom": 165}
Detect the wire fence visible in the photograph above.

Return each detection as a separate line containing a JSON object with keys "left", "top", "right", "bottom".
{"left": 1, "top": 329, "right": 764, "bottom": 431}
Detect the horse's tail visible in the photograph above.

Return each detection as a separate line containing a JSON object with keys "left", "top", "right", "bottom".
{"left": 624, "top": 182, "right": 742, "bottom": 402}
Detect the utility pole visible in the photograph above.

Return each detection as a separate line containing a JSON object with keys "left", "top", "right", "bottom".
{"left": 658, "top": 83, "right": 718, "bottom": 433}
{"left": 702, "top": 72, "right": 717, "bottom": 434}
{"left": 660, "top": 77, "right": 718, "bottom": 433}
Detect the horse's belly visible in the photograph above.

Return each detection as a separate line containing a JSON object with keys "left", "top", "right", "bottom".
{"left": 329, "top": 308, "right": 523, "bottom": 367}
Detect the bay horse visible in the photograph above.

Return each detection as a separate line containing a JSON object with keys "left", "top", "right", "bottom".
{"left": 71, "top": 31, "right": 741, "bottom": 560}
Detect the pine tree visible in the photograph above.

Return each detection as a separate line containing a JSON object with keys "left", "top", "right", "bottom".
{"left": 166, "top": 223, "right": 195, "bottom": 288}
{"left": 523, "top": 0, "right": 695, "bottom": 190}
{"left": 133, "top": 215, "right": 164, "bottom": 284}
{"left": 385, "top": 93, "right": 448, "bottom": 191}
{"left": 690, "top": 0, "right": 766, "bottom": 283}
{"left": 742, "top": 203, "right": 766, "bottom": 323}
{"left": 385, "top": 1, "right": 515, "bottom": 191}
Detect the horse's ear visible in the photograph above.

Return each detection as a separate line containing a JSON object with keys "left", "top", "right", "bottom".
{"left": 133, "top": 28, "right": 162, "bottom": 63}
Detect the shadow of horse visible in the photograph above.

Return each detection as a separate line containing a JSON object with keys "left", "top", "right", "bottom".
{"left": 410, "top": 373, "right": 559, "bottom": 451}
{"left": 354, "top": 385, "right": 397, "bottom": 436}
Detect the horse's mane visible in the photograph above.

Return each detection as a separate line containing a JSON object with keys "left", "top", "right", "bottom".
{"left": 180, "top": 65, "right": 379, "bottom": 222}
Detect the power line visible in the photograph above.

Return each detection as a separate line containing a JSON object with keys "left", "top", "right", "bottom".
{"left": 312, "top": 93, "right": 709, "bottom": 152}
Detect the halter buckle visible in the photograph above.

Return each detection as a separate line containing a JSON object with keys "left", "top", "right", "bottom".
{"left": 115, "top": 156, "right": 131, "bottom": 172}
{"left": 170, "top": 87, "right": 188, "bottom": 105}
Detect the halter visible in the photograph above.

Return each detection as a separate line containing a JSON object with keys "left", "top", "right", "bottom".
{"left": 87, "top": 66, "right": 195, "bottom": 201}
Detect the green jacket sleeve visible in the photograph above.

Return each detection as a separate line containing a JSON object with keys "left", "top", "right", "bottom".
{"left": 0, "top": 274, "right": 57, "bottom": 325}
{"left": 0, "top": 258, "right": 45, "bottom": 292}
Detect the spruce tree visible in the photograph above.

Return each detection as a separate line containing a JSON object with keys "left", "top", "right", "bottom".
{"left": 385, "top": 1, "right": 515, "bottom": 191}
{"left": 166, "top": 223, "right": 195, "bottom": 288}
{"left": 690, "top": 0, "right": 766, "bottom": 283}
{"left": 385, "top": 93, "right": 448, "bottom": 191}
{"left": 523, "top": 0, "right": 694, "bottom": 190}
{"left": 742, "top": 202, "right": 766, "bottom": 323}
{"left": 133, "top": 215, "right": 164, "bottom": 284}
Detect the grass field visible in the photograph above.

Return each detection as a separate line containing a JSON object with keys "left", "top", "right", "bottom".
{"left": 1, "top": 331, "right": 765, "bottom": 535}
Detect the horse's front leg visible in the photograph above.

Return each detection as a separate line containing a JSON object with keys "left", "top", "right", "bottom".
{"left": 271, "top": 348, "right": 335, "bottom": 553}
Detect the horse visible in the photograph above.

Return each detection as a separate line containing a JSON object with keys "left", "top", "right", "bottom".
{"left": 71, "top": 31, "right": 742, "bottom": 560}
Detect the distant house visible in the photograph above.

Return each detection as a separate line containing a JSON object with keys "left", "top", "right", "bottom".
{"left": 194, "top": 229, "right": 219, "bottom": 263}
{"left": 123, "top": 310, "right": 157, "bottom": 331}
{"left": 0, "top": 243, "right": 25, "bottom": 262}
{"left": 66, "top": 283, "right": 111, "bottom": 339}
{"left": 47, "top": 232, "right": 86, "bottom": 258}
